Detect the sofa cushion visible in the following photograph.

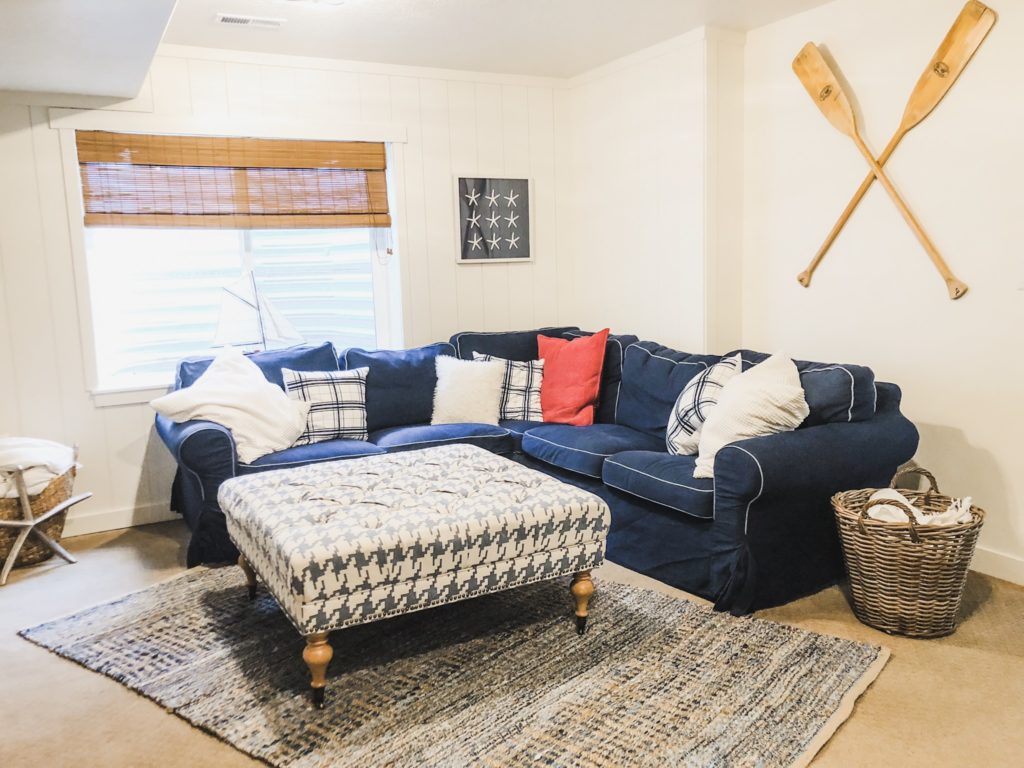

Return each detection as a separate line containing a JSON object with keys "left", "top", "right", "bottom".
{"left": 728, "top": 350, "right": 877, "bottom": 426}
{"left": 602, "top": 451, "right": 715, "bottom": 520}
{"left": 616, "top": 342, "right": 722, "bottom": 438}
{"left": 176, "top": 342, "right": 339, "bottom": 390}
{"left": 538, "top": 329, "right": 608, "bottom": 426}
{"left": 561, "top": 330, "right": 640, "bottom": 424}
{"left": 500, "top": 419, "right": 546, "bottom": 452}
{"left": 432, "top": 355, "right": 504, "bottom": 426}
{"left": 450, "top": 327, "right": 580, "bottom": 361}
{"left": 693, "top": 354, "right": 809, "bottom": 480}
{"left": 342, "top": 342, "right": 456, "bottom": 432}
{"left": 521, "top": 423, "right": 664, "bottom": 478}
{"left": 283, "top": 367, "right": 369, "bottom": 444}
{"left": 473, "top": 353, "right": 545, "bottom": 422}
{"left": 369, "top": 423, "right": 513, "bottom": 454}
{"left": 667, "top": 352, "right": 743, "bottom": 456}
{"left": 237, "top": 438, "right": 384, "bottom": 474}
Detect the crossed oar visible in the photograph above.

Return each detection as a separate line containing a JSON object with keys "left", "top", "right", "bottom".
{"left": 793, "top": 1, "right": 996, "bottom": 300}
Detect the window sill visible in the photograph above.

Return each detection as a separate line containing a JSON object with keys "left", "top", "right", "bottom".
{"left": 91, "top": 384, "right": 172, "bottom": 408}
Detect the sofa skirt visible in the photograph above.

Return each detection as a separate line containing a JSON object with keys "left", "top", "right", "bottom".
{"left": 509, "top": 453, "right": 842, "bottom": 614}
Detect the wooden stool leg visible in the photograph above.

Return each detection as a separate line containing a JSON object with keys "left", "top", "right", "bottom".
{"left": 238, "top": 555, "right": 257, "bottom": 600}
{"left": 303, "top": 632, "right": 333, "bottom": 708}
{"left": 570, "top": 571, "right": 594, "bottom": 635}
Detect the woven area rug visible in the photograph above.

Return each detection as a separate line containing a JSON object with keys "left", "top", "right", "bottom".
{"left": 20, "top": 566, "right": 887, "bottom": 767}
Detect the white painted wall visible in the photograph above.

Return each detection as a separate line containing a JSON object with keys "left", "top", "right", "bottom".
{"left": 0, "top": 45, "right": 566, "bottom": 536}
{"left": 742, "top": 0, "right": 1024, "bottom": 581}
{"left": 555, "top": 28, "right": 745, "bottom": 354}
{"left": 556, "top": 31, "right": 709, "bottom": 351}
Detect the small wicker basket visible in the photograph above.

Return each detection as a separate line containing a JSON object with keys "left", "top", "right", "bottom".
{"left": 832, "top": 468, "right": 984, "bottom": 638}
{"left": 0, "top": 467, "right": 76, "bottom": 567}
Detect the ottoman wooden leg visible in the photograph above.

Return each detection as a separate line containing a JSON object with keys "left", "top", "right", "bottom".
{"left": 238, "top": 555, "right": 257, "bottom": 601}
{"left": 570, "top": 571, "right": 594, "bottom": 635}
{"left": 303, "top": 632, "right": 333, "bottom": 708}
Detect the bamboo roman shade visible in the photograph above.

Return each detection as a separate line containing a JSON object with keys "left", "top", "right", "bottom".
{"left": 75, "top": 131, "right": 390, "bottom": 229}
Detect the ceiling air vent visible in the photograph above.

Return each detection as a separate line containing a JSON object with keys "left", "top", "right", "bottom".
{"left": 215, "top": 13, "right": 285, "bottom": 29}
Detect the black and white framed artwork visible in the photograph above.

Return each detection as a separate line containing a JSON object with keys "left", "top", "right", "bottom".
{"left": 455, "top": 177, "right": 532, "bottom": 263}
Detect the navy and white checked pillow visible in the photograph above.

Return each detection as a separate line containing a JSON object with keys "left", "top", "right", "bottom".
{"left": 282, "top": 367, "right": 370, "bottom": 445}
{"left": 666, "top": 353, "right": 742, "bottom": 455}
{"left": 472, "top": 353, "right": 544, "bottom": 422}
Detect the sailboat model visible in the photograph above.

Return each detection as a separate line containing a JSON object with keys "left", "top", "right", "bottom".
{"left": 212, "top": 270, "right": 304, "bottom": 350}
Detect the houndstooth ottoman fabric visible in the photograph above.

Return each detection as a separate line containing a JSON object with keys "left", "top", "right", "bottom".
{"left": 218, "top": 444, "right": 610, "bottom": 635}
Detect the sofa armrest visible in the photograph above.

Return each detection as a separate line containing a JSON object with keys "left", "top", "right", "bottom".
{"left": 708, "top": 408, "right": 918, "bottom": 613}
{"left": 155, "top": 415, "right": 241, "bottom": 566}
{"left": 155, "top": 415, "right": 238, "bottom": 485}
{"left": 713, "top": 409, "right": 919, "bottom": 515}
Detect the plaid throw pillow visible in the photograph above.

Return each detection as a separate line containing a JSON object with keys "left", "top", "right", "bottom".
{"left": 666, "top": 353, "right": 742, "bottom": 456}
{"left": 282, "top": 367, "right": 369, "bottom": 445}
{"left": 472, "top": 353, "right": 544, "bottom": 422}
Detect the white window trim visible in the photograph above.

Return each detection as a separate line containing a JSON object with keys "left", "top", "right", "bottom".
{"left": 53, "top": 108, "right": 408, "bottom": 406}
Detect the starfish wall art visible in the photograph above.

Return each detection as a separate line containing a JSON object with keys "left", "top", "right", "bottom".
{"left": 456, "top": 177, "right": 532, "bottom": 263}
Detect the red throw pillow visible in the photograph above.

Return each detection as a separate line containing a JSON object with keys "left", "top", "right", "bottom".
{"left": 537, "top": 329, "right": 609, "bottom": 426}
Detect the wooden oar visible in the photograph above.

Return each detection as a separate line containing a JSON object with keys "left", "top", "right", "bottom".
{"left": 797, "top": 1, "right": 995, "bottom": 289}
{"left": 793, "top": 42, "right": 968, "bottom": 300}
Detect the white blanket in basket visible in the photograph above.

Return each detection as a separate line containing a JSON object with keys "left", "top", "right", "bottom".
{"left": 867, "top": 488, "right": 973, "bottom": 526}
{"left": 0, "top": 438, "right": 75, "bottom": 498}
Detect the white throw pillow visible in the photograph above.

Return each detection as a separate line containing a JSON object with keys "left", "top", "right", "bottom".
{"left": 693, "top": 354, "right": 809, "bottom": 479}
{"left": 472, "top": 352, "right": 544, "bottom": 422}
{"left": 431, "top": 356, "right": 504, "bottom": 426}
{"left": 666, "top": 352, "right": 743, "bottom": 456}
{"left": 151, "top": 350, "right": 311, "bottom": 464}
{"left": 282, "top": 367, "right": 370, "bottom": 445}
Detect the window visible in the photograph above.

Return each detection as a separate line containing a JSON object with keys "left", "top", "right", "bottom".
{"left": 84, "top": 227, "right": 387, "bottom": 389}
{"left": 73, "top": 131, "right": 400, "bottom": 391}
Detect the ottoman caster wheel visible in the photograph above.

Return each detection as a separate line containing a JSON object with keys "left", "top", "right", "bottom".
{"left": 575, "top": 615, "right": 588, "bottom": 635}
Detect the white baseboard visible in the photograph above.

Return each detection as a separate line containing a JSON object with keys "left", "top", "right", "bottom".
{"left": 62, "top": 502, "right": 179, "bottom": 538}
{"left": 971, "top": 546, "right": 1024, "bottom": 586}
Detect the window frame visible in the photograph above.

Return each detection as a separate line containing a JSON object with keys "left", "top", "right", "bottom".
{"left": 52, "top": 109, "right": 408, "bottom": 406}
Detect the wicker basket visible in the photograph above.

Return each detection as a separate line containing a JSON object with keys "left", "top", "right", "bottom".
{"left": 832, "top": 468, "right": 984, "bottom": 638}
{"left": 0, "top": 468, "right": 76, "bottom": 568}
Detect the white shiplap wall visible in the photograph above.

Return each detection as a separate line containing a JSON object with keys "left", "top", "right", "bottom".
{"left": 556, "top": 29, "right": 743, "bottom": 353}
{"left": 0, "top": 45, "right": 568, "bottom": 535}
{"left": 742, "top": 0, "right": 1024, "bottom": 583}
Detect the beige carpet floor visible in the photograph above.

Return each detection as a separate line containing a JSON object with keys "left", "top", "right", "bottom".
{"left": 0, "top": 520, "right": 1021, "bottom": 768}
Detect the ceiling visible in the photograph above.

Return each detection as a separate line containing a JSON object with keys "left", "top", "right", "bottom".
{"left": 0, "top": 0, "right": 835, "bottom": 98}
{"left": 163, "top": 0, "right": 834, "bottom": 78}
{"left": 0, "top": 0, "right": 177, "bottom": 97}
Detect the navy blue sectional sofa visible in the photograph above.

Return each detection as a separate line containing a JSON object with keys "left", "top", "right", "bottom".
{"left": 155, "top": 326, "right": 918, "bottom": 613}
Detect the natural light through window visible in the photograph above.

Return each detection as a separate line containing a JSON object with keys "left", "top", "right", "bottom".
{"left": 84, "top": 227, "right": 389, "bottom": 390}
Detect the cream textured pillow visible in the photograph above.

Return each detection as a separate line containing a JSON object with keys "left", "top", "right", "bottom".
{"left": 693, "top": 354, "right": 809, "bottom": 479}
{"left": 431, "top": 356, "right": 504, "bottom": 426}
{"left": 151, "top": 350, "right": 311, "bottom": 464}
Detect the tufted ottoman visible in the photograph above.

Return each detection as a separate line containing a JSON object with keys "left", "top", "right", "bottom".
{"left": 218, "top": 443, "right": 610, "bottom": 706}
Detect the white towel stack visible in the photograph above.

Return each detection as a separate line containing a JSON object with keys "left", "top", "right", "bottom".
{"left": 0, "top": 438, "right": 76, "bottom": 499}
{"left": 866, "top": 487, "right": 973, "bottom": 526}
